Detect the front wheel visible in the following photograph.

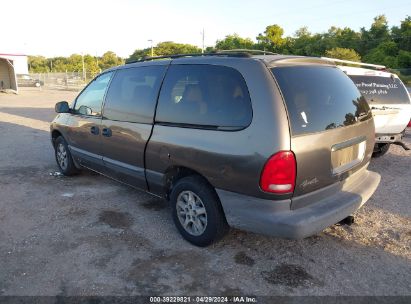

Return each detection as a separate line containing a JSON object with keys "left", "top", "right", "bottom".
{"left": 372, "top": 143, "right": 390, "bottom": 158}
{"left": 54, "top": 136, "right": 79, "bottom": 176}
{"left": 170, "top": 176, "right": 229, "bottom": 247}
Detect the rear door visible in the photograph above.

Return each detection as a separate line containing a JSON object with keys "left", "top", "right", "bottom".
{"left": 348, "top": 74, "right": 411, "bottom": 135}
{"left": 100, "top": 65, "right": 167, "bottom": 189}
{"left": 271, "top": 65, "right": 375, "bottom": 202}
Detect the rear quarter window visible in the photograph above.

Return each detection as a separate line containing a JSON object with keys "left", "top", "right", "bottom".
{"left": 271, "top": 66, "right": 371, "bottom": 136}
{"left": 348, "top": 75, "right": 410, "bottom": 105}
{"left": 156, "top": 64, "right": 252, "bottom": 130}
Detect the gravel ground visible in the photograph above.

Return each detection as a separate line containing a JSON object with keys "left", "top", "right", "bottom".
{"left": 0, "top": 88, "right": 410, "bottom": 297}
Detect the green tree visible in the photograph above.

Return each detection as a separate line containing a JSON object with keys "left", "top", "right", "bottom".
{"left": 336, "top": 27, "right": 361, "bottom": 50}
{"left": 205, "top": 46, "right": 216, "bottom": 53}
{"left": 154, "top": 41, "right": 201, "bottom": 55}
{"left": 51, "top": 57, "right": 69, "bottom": 72}
{"left": 360, "top": 15, "right": 391, "bottom": 55}
{"left": 99, "top": 51, "right": 124, "bottom": 70}
{"left": 215, "top": 34, "right": 254, "bottom": 50}
{"left": 397, "top": 50, "right": 411, "bottom": 67}
{"left": 325, "top": 47, "right": 361, "bottom": 61}
{"left": 392, "top": 16, "right": 411, "bottom": 51}
{"left": 127, "top": 48, "right": 152, "bottom": 62}
{"left": 66, "top": 54, "right": 83, "bottom": 72}
{"left": 83, "top": 55, "right": 100, "bottom": 77}
{"left": 364, "top": 41, "right": 399, "bottom": 67}
{"left": 256, "top": 24, "right": 286, "bottom": 52}
{"left": 290, "top": 26, "right": 314, "bottom": 55}
{"left": 127, "top": 42, "right": 201, "bottom": 62}
{"left": 28, "top": 56, "right": 50, "bottom": 73}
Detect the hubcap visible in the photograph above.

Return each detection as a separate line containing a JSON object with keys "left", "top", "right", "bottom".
{"left": 176, "top": 190, "right": 207, "bottom": 236}
{"left": 56, "top": 143, "right": 68, "bottom": 170}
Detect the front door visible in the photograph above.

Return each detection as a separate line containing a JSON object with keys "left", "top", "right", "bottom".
{"left": 66, "top": 71, "right": 113, "bottom": 171}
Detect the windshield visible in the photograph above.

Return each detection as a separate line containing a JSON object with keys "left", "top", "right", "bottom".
{"left": 349, "top": 75, "right": 410, "bottom": 105}
{"left": 271, "top": 66, "right": 372, "bottom": 136}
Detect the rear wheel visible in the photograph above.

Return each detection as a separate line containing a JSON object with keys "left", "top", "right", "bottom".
{"left": 54, "top": 136, "right": 79, "bottom": 176}
{"left": 170, "top": 176, "right": 229, "bottom": 247}
{"left": 372, "top": 143, "right": 390, "bottom": 158}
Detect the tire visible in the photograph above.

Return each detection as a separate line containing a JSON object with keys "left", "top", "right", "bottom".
{"left": 54, "top": 136, "right": 79, "bottom": 176}
{"left": 372, "top": 143, "right": 390, "bottom": 158}
{"left": 170, "top": 176, "right": 229, "bottom": 247}
{"left": 35, "top": 82, "right": 40, "bottom": 87}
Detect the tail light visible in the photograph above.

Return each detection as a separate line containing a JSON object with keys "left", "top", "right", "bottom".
{"left": 260, "top": 151, "right": 296, "bottom": 194}
{"left": 407, "top": 119, "right": 411, "bottom": 128}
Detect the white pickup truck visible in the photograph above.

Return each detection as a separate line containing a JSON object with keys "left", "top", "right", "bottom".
{"left": 323, "top": 58, "right": 411, "bottom": 157}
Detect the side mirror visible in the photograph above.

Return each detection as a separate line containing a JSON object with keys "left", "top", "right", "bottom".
{"left": 55, "top": 101, "right": 70, "bottom": 113}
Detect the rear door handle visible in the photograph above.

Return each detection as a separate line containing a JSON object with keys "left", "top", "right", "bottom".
{"left": 102, "top": 128, "right": 112, "bottom": 137}
{"left": 90, "top": 126, "right": 99, "bottom": 135}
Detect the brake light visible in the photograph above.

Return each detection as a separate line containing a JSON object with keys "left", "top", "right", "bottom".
{"left": 260, "top": 151, "right": 296, "bottom": 194}
{"left": 407, "top": 119, "right": 411, "bottom": 128}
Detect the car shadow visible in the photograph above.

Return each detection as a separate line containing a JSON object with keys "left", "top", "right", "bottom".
{"left": 0, "top": 107, "right": 56, "bottom": 124}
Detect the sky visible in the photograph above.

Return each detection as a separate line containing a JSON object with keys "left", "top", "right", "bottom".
{"left": 1, "top": 0, "right": 410, "bottom": 58}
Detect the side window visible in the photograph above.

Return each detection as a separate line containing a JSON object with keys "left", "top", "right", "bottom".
{"left": 74, "top": 72, "right": 113, "bottom": 116}
{"left": 103, "top": 66, "right": 167, "bottom": 123}
{"left": 156, "top": 65, "right": 252, "bottom": 129}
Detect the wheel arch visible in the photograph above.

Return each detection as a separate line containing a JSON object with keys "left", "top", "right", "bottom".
{"left": 163, "top": 166, "right": 217, "bottom": 201}
{"left": 51, "top": 129, "right": 63, "bottom": 148}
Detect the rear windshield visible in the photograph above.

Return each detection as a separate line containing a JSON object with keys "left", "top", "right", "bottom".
{"left": 271, "top": 66, "right": 372, "bottom": 136}
{"left": 349, "top": 75, "right": 410, "bottom": 105}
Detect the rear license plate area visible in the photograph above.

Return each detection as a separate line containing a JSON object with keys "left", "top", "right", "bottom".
{"left": 331, "top": 136, "right": 366, "bottom": 175}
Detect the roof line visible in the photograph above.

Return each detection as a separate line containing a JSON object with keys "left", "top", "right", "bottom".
{"left": 125, "top": 51, "right": 252, "bottom": 64}
{"left": 321, "top": 57, "right": 386, "bottom": 69}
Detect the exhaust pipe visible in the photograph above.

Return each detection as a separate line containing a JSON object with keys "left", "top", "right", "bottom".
{"left": 339, "top": 215, "right": 355, "bottom": 226}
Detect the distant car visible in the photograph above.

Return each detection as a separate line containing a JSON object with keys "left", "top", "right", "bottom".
{"left": 17, "top": 74, "right": 44, "bottom": 87}
{"left": 323, "top": 58, "right": 411, "bottom": 157}
{"left": 65, "top": 76, "right": 84, "bottom": 86}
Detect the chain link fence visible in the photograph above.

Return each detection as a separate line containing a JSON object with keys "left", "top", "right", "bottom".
{"left": 27, "top": 72, "right": 93, "bottom": 91}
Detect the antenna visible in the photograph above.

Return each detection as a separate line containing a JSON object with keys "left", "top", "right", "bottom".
{"left": 201, "top": 29, "right": 205, "bottom": 54}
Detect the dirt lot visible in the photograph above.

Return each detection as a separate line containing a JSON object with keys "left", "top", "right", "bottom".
{"left": 0, "top": 88, "right": 410, "bottom": 297}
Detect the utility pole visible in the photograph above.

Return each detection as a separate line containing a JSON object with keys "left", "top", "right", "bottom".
{"left": 148, "top": 39, "right": 153, "bottom": 57}
{"left": 201, "top": 29, "right": 205, "bottom": 53}
{"left": 82, "top": 53, "right": 86, "bottom": 82}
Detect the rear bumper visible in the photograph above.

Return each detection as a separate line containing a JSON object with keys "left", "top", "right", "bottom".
{"left": 217, "top": 168, "right": 380, "bottom": 239}
{"left": 375, "top": 131, "right": 410, "bottom": 150}
{"left": 375, "top": 132, "right": 404, "bottom": 143}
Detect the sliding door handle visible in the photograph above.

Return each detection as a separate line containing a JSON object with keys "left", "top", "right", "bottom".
{"left": 102, "top": 128, "right": 112, "bottom": 137}
{"left": 90, "top": 126, "right": 99, "bottom": 135}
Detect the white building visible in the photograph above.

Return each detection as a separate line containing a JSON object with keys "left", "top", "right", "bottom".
{"left": 0, "top": 53, "right": 28, "bottom": 92}
{"left": 0, "top": 53, "right": 28, "bottom": 74}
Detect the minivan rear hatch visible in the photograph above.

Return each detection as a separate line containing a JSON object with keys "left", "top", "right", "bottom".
{"left": 271, "top": 65, "right": 375, "bottom": 206}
